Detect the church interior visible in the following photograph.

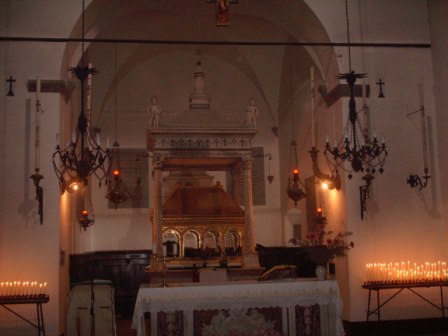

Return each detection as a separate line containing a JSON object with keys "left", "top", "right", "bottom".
{"left": 1, "top": 1, "right": 448, "bottom": 335}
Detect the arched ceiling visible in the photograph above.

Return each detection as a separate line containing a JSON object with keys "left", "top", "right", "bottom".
{"left": 63, "top": 1, "right": 339, "bottom": 148}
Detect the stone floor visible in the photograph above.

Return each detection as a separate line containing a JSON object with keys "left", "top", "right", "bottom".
{"left": 116, "top": 319, "right": 136, "bottom": 336}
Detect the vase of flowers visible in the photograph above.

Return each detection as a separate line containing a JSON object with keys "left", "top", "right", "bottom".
{"left": 289, "top": 208, "right": 355, "bottom": 279}
{"left": 315, "top": 264, "right": 327, "bottom": 280}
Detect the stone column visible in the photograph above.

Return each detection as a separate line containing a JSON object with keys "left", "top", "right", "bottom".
{"left": 152, "top": 155, "right": 164, "bottom": 255}
{"left": 242, "top": 155, "right": 259, "bottom": 267}
{"left": 231, "top": 165, "right": 241, "bottom": 204}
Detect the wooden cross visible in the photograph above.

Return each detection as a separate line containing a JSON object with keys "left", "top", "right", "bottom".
{"left": 376, "top": 78, "right": 385, "bottom": 98}
{"left": 207, "top": 0, "right": 239, "bottom": 26}
{"left": 6, "top": 75, "right": 16, "bottom": 96}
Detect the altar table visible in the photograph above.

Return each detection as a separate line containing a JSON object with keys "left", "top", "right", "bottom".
{"left": 132, "top": 279, "right": 344, "bottom": 336}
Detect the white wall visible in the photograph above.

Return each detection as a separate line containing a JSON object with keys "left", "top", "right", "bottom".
{"left": 1, "top": 1, "right": 448, "bottom": 334}
{"left": 0, "top": 1, "right": 81, "bottom": 334}
{"left": 307, "top": 0, "right": 448, "bottom": 321}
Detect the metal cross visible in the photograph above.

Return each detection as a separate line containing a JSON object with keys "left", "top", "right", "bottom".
{"left": 376, "top": 78, "right": 385, "bottom": 98}
{"left": 6, "top": 75, "right": 16, "bottom": 96}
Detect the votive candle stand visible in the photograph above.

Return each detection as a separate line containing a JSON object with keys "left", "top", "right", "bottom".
{"left": 0, "top": 281, "right": 47, "bottom": 298}
{"left": 365, "top": 261, "right": 448, "bottom": 284}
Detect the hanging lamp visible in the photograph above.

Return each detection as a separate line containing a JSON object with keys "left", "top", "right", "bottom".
{"left": 105, "top": 44, "right": 131, "bottom": 209}
{"left": 52, "top": 0, "right": 110, "bottom": 192}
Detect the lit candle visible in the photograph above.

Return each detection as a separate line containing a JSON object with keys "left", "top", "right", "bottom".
{"left": 311, "top": 67, "right": 316, "bottom": 147}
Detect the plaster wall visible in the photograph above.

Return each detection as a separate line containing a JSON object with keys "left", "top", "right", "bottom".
{"left": 0, "top": 1, "right": 447, "bottom": 334}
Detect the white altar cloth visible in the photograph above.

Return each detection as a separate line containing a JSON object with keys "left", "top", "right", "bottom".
{"left": 132, "top": 279, "right": 344, "bottom": 336}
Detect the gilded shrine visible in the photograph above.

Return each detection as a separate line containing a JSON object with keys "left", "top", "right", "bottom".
{"left": 147, "top": 61, "right": 259, "bottom": 267}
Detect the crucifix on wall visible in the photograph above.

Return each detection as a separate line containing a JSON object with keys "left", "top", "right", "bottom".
{"left": 207, "top": 0, "right": 239, "bottom": 26}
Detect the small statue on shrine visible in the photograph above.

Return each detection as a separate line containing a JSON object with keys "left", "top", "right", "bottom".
{"left": 147, "top": 96, "right": 162, "bottom": 128}
{"left": 244, "top": 98, "right": 259, "bottom": 128}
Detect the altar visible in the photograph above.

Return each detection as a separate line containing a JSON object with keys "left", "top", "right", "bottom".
{"left": 131, "top": 279, "right": 344, "bottom": 336}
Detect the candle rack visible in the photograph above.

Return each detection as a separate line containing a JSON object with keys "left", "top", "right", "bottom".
{"left": 363, "top": 261, "right": 448, "bottom": 320}
{"left": 362, "top": 280, "right": 448, "bottom": 322}
{"left": 0, "top": 293, "right": 49, "bottom": 302}
{"left": 363, "top": 279, "right": 448, "bottom": 290}
{"left": 0, "top": 294, "right": 50, "bottom": 336}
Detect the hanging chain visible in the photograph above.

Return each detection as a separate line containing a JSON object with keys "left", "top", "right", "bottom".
{"left": 344, "top": 0, "right": 352, "bottom": 71}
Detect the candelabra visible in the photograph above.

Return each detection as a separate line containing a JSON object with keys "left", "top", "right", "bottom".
{"left": 151, "top": 254, "right": 171, "bottom": 287}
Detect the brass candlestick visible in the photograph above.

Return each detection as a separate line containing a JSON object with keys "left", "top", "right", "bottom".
{"left": 152, "top": 254, "right": 171, "bottom": 287}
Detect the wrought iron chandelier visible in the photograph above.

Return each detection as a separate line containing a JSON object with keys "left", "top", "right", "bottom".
{"left": 323, "top": 70, "right": 387, "bottom": 179}
{"left": 322, "top": 0, "right": 387, "bottom": 218}
{"left": 52, "top": 0, "right": 110, "bottom": 192}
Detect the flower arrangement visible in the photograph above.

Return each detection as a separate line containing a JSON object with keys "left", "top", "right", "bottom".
{"left": 289, "top": 208, "right": 355, "bottom": 266}
{"left": 290, "top": 231, "right": 354, "bottom": 265}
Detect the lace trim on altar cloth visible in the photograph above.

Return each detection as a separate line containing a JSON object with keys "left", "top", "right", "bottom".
{"left": 132, "top": 279, "right": 344, "bottom": 336}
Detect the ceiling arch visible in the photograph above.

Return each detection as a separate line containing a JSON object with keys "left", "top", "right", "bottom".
{"left": 61, "top": 0, "right": 340, "bottom": 147}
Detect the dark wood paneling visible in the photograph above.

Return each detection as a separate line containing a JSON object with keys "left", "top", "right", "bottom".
{"left": 69, "top": 250, "right": 152, "bottom": 318}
